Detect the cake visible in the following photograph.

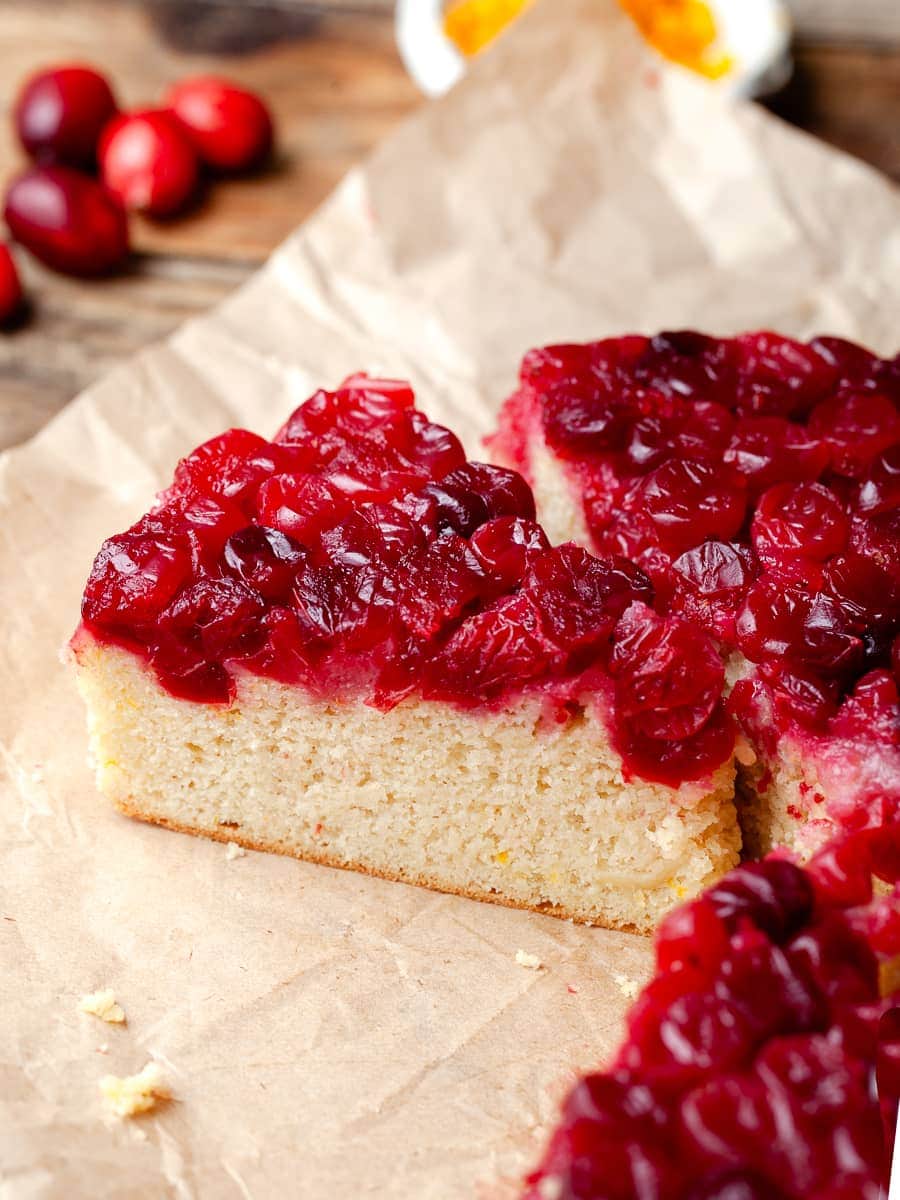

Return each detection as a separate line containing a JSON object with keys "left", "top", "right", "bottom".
{"left": 488, "top": 332, "right": 900, "bottom": 860}
{"left": 71, "top": 375, "right": 740, "bottom": 933}
{"left": 524, "top": 819, "right": 900, "bottom": 1200}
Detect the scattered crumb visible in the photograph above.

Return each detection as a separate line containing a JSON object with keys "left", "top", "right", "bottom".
{"left": 515, "top": 949, "right": 543, "bottom": 971}
{"left": 100, "top": 1061, "right": 170, "bottom": 1118}
{"left": 536, "top": 1177, "right": 563, "bottom": 1200}
{"left": 614, "top": 972, "right": 640, "bottom": 1000}
{"left": 566, "top": 982, "right": 579, "bottom": 995}
{"left": 97, "top": 1043, "right": 109, "bottom": 1055}
{"left": 225, "top": 841, "right": 246, "bottom": 861}
{"left": 79, "top": 990, "right": 125, "bottom": 1024}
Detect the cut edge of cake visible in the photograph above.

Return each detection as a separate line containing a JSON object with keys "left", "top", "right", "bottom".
{"left": 70, "top": 633, "right": 739, "bottom": 934}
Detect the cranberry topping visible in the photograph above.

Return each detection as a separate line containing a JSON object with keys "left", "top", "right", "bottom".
{"left": 499, "top": 331, "right": 900, "bottom": 739}
{"left": 81, "top": 375, "right": 730, "bottom": 782}
{"left": 525, "top": 839, "right": 899, "bottom": 1199}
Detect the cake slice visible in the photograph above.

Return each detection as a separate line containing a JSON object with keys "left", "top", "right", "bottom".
{"left": 524, "top": 819, "right": 900, "bottom": 1199}
{"left": 488, "top": 332, "right": 900, "bottom": 860}
{"left": 71, "top": 375, "right": 739, "bottom": 932}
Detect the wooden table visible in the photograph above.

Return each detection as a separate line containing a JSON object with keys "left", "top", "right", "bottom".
{"left": 0, "top": 0, "right": 897, "bottom": 450}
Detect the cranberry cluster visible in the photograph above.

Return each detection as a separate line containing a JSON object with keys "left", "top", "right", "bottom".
{"left": 0, "top": 64, "right": 273, "bottom": 318}
{"left": 80, "top": 376, "right": 734, "bottom": 786}
{"left": 509, "top": 332, "right": 900, "bottom": 740}
{"left": 525, "top": 828, "right": 900, "bottom": 1200}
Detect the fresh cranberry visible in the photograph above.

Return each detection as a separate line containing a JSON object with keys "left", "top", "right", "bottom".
{"left": 809, "top": 391, "right": 900, "bottom": 477}
{"left": 164, "top": 76, "right": 273, "bottom": 173}
{"left": 0, "top": 244, "right": 23, "bottom": 326}
{"left": 4, "top": 165, "right": 129, "bottom": 277}
{"left": 99, "top": 109, "right": 200, "bottom": 218}
{"left": 14, "top": 64, "right": 117, "bottom": 168}
{"left": 723, "top": 416, "right": 829, "bottom": 494}
{"left": 610, "top": 603, "right": 724, "bottom": 740}
{"left": 751, "top": 482, "right": 849, "bottom": 573}
{"left": 638, "top": 459, "right": 747, "bottom": 555}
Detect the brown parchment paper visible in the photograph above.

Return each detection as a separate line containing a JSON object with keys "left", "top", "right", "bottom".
{"left": 2, "top": 2, "right": 899, "bottom": 1196}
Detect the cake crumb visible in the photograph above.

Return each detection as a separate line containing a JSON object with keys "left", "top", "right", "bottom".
{"left": 100, "top": 1061, "right": 170, "bottom": 1118}
{"left": 515, "top": 949, "right": 543, "bottom": 970}
{"left": 566, "top": 982, "right": 579, "bottom": 995}
{"left": 79, "top": 990, "right": 125, "bottom": 1024}
{"left": 614, "top": 972, "right": 639, "bottom": 1000}
{"left": 225, "top": 841, "right": 246, "bottom": 861}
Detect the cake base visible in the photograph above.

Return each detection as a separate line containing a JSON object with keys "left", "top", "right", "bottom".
{"left": 72, "top": 637, "right": 739, "bottom": 933}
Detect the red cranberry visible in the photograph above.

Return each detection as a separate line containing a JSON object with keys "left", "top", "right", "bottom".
{"left": 809, "top": 391, "right": 900, "bottom": 477}
{"left": 278, "top": 376, "right": 415, "bottom": 441}
{"left": 159, "top": 577, "right": 264, "bottom": 659}
{"left": 4, "top": 165, "right": 129, "bottom": 277}
{"left": 0, "top": 244, "right": 23, "bottom": 325}
{"left": 422, "top": 462, "right": 534, "bottom": 537}
{"left": 735, "top": 332, "right": 836, "bottom": 418}
{"left": 99, "top": 109, "right": 200, "bottom": 218}
{"left": 723, "top": 416, "right": 829, "bottom": 494}
{"left": 319, "top": 503, "right": 425, "bottom": 572}
{"left": 638, "top": 459, "right": 747, "bottom": 555}
{"left": 82, "top": 529, "right": 190, "bottom": 628}
{"left": 469, "top": 517, "right": 549, "bottom": 590}
{"left": 706, "top": 860, "right": 814, "bottom": 943}
{"left": 825, "top": 552, "right": 900, "bottom": 631}
{"left": 670, "top": 541, "right": 755, "bottom": 638}
{"left": 656, "top": 897, "right": 730, "bottom": 974}
{"left": 395, "top": 534, "right": 487, "bottom": 639}
{"left": 633, "top": 330, "right": 738, "bottom": 403}
{"left": 14, "top": 64, "right": 117, "bottom": 168}
{"left": 751, "top": 482, "right": 849, "bottom": 573}
{"left": 610, "top": 603, "right": 724, "bottom": 740}
{"left": 164, "top": 76, "right": 273, "bottom": 173}
{"left": 857, "top": 446, "right": 900, "bottom": 515}
{"left": 175, "top": 429, "right": 280, "bottom": 512}
{"left": 223, "top": 526, "right": 305, "bottom": 601}
{"left": 257, "top": 474, "right": 352, "bottom": 542}
{"left": 526, "top": 546, "right": 654, "bottom": 655}
{"left": 542, "top": 383, "right": 631, "bottom": 453}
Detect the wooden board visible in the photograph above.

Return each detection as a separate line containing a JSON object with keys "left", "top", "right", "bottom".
{"left": 0, "top": 0, "right": 896, "bottom": 450}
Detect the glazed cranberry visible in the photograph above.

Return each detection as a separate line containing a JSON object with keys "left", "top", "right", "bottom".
{"left": 765, "top": 664, "right": 841, "bottom": 727}
{"left": 825, "top": 552, "right": 900, "bottom": 631}
{"left": 857, "top": 446, "right": 900, "bottom": 514}
{"left": 810, "top": 336, "right": 879, "bottom": 389}
{"left": 526, "top": 546, "right": 654, "bottom": 655}
{"left": 164, "top": 76, "right": 273, "bottom": 172}
{"left": 320, "top": 503, "right": 425, "bottom": 571}
{"left": 831, "top": 671, "right": 900, "bottom": 745}
{"left": 256, "top": 474, "right": 352, "bottom": 542}
{"left": 4, "top": 165, "right": 129, "bottom": 277}
{"left": 610, "top": 603, "right": 724, "bottom": 740}
{"left": 670, "top": 541, "right": 755, "bottom": 637}
{"left": 422, "top": 462, "right": 534, "bottom": 536}
{"left": 422, "top": 593, "right": 552, "bottom": 700}
{"left": 0, "top": 244, "right": 23, "bottom": 326}
{"left": 14, "top": 64, "right": 117, "bottom": 168}
{"left": 82, "top": 529, "right": 190, "bottom": 627}
{"left": 99, "top": 110, "right": 200, "bottom": 218}
{"left": 278, "top": 376, "right": 415, "bottom": 441}
{"left": 808, "top": 390, "right": 900, "bottom": 477}
{"left": 223, "top": 526, "right": 305, "bottom": 601}
{"left": 292, "top": 557, "right": 393, "bottom": 650}
{"left": 633, "top": 330, "right": 737, "bottom": 403}
{"left": 638, "top": 459, "right": 747, "bottom": 555}
{"left": 893, "top": 635, "right": 900, "bottom": 685}
{"left": 735, "top": 332, "right": 836, "bottom": 418}
{"left": 543, "top": 383, "right": 631, "bottom": 453}
{"left": 159, "top": 577, "right": 264, "bottom": 659}
{"left": 469, "top": 517, "right": 549, "bottom": 590}
{"left": 737, "top": 582, "right": 863, "bottom": 682}
{"left": 175, "top": 429, "right": 280, "bottom": 511}
{"left": 622, "top": 401, "right": 733, "bottom": 473}
{"left": 751, "top": 482, "right": 849, "bottom": 573}
{"left": 656, "top": 897, "right": 729, "bottom": 974}
{"left": 723, "top": 416, "right": 829, "bottom": 494}
{"left": 395, "top": 534, "right": 487, "bottom": 639}
{"left": 706, "top": 860, "right": 814, "bottom": 942}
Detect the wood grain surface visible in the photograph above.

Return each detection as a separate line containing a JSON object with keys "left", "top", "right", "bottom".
{"left": 0, "top": 0, "right": 896, "bottom": 450}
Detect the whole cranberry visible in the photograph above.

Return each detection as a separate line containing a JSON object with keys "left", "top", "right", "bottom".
{"left": 14, "top": 64, "right": 118, "bottom": 168}
{"left": 4, "top": 165, "right": 129, "bottom": 277}
{"left": 164, "top": 76, "right": 273, "bottom": 173}
{"left": 0, "top": 244, "right": 24, "bottom": 325}
{"left": 99, "top": 110, "right": 200, "bottom": 218}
